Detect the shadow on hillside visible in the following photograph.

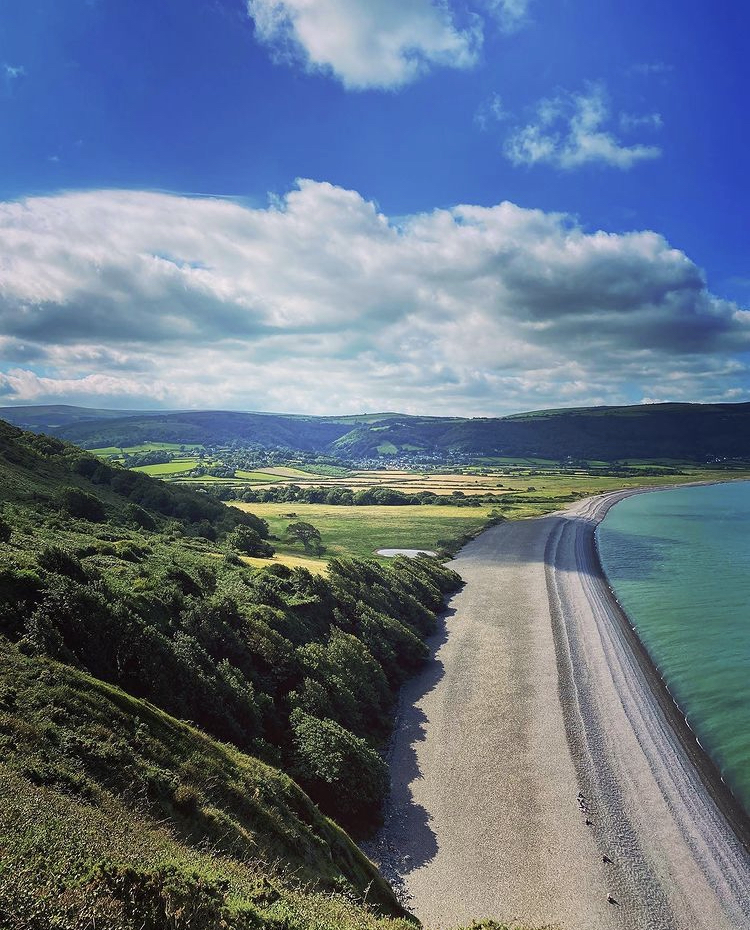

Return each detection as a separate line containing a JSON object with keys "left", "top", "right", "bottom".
{"left": 370, "top": 608, "right": 454, "bottom": 882}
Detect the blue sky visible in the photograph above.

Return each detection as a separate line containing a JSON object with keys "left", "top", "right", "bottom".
{"left": 0, "top": 0, "right": 748, "bottom": 415}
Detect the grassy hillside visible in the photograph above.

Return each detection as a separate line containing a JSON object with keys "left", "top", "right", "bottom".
{"left": 5, "top": 402, "right": 750, "bottom": 462}
{"left": 0, "top": 639, "right": 408, "bottom": 927}
{"left": 0, "top": 421, "right": 471, "bottom": 928}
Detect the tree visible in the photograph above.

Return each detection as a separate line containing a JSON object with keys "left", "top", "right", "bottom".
{"left": 227, "top": 525, "right": 274, "bottom": 558}
{"left": 284, "top": 521, "right": 323, "bottom": 554}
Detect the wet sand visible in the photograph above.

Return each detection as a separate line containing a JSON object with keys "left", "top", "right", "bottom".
{"left": 367, "top": 491, "right": 750, "bottom": 929}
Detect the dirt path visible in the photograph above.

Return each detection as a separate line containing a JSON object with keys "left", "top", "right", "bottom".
{"left": 366, "top": 496, "right": 750, "bottom": 930}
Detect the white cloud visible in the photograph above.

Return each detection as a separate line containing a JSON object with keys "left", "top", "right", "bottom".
{"left": 482, "top": 0, "right": 532, "bottom": 33}
{"left": 3, "top": 63, "right": 26, "bottom": 96}
{"left": 0, "top": 182, "right": 746, "bottom": 415}
{"left": 246, "top": 0, "right": 481, "bottom": 89}
{"left": 475, "top": 92, "right": 508, "bottom": 130}
{"left": 619, "top": 111, "right": 663, "bottom": 132}
{"left": 505, "top": 83, "right": 662, "bottom": 170}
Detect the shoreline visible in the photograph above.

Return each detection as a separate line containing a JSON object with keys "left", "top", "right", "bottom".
{"left": 576, "top": 486, "right": 750, "bottom": 851}
{"left": 368, "top": 483, "right": 750, "bottom": 929}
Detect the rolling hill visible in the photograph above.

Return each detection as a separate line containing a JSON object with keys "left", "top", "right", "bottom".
{"left": 0, "top": 420, "right": 467, "bottom": 929}
{"left": 3, "top": 402, "right": 750, "bottom": 462}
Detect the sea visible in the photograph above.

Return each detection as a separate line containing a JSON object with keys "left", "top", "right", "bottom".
{"left": 596, "top": 481, "right": 750, "bottom": 817}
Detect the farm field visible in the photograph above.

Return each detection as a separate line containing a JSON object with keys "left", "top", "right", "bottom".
{"left": 91, "top": 442, "right": 204, "bottom": 457}
{"left": 230, "top": 465, "right": 750, "bottom": 564}
{"left": 235, "top": 464, "right": 746, "bottom": 498}
{"left": 234, "top": 469, "right": 288, "bottom": 482}
{"left": 239, "top": 552, "right": 328, "bottom": 574}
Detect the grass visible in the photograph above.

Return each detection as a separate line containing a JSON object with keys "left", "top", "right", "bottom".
{"left": 238, "top": 552, "right": 329, "bottom": 574}
{"left": 231, "top": 502, "right": 495, "bottom": 561}
{"left": 132, "top": 457, "right": 200, "bottom": 476}
{"left": 235, "top": 470, "right": 287, "bottom": 482}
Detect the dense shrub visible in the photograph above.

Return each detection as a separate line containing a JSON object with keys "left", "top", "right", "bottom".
{"left": 58, "top": 486, "right": 106, "bottom": 522}
{"left": 227, "top": 525, "right": 274, "bottom": 557}
{"left": 37, "top": 545, "right": 88, "bottom": 583}
{"left": 124, "top": 503, "right": 157, "bottom": 531}
{"left": 289, "top": 709, "right": 389, "bottom": 831}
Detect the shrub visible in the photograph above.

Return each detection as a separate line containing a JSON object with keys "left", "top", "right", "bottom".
{"left": 37, "top": 545, "right": 88, "bottom": 583}
{"left": 227, "top": 525, "right": 274, "bottom": 558}
{"left": 289, "top": 709, "right": 388, "bottom": 833}
{"left": 58, "top": 486, "right": 106, "bottom": 522}
{"left": 124, "top": 503, "right": 157, "bottom": 531}
{"left": 93, "top": 863, "right": 234, "bottom": 930}
{"left": 0, "top": 514, "right": 11, "bottom": 543}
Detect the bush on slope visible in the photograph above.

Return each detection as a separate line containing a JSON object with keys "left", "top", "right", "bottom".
{"left": 0, "top": 421, "right": 461, "bottom": 833}
{"left": 0, "top": 639, "right": 410, "bottom": 927}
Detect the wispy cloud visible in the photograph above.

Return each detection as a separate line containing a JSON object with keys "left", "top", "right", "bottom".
{"left": 475, "top": 92, "right": 509, "bottom": 131}
{"left": 505, "top": 83, "right": 662, "bottom": 170}
{"left": 619, "top": 111, "right": 663, "bottom": 132}
{"left": 0, "top": 182, "right": 746, "bottom": 414}
{"left": 3, "top": 63, "right": 26, "bottom": 95}
{"left": 246, "top": 0, "right": 481, "bottom": 90}
{"left": 629, "top": 61, "right": 674, "bottom": 77}
{"left": 481, "top": 0, "right": 532, "bottom": 33}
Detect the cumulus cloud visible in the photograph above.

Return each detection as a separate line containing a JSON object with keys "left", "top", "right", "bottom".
{"left": 246, "top": 0, "right": 480, "bottom": 89}
{"left": 0, "top": 181, "right": 747, "bottom": 414}
{"left": 505, "top": 83, "right": 662, "bottom": 170}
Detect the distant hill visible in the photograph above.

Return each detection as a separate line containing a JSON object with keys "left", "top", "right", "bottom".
{"left": 2, "top": 401, "right": 750, "bottom": 462}
{"left": 0, "top": 404, "right": 164, "bottom": 429}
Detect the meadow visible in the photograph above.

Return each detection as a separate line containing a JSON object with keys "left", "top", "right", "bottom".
{"left": 231, "top": 501, "right": 495, "bottom": 562}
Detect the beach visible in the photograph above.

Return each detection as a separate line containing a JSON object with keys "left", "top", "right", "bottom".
{"left": 368, "top": 491, "right": 750, "bottom": 930}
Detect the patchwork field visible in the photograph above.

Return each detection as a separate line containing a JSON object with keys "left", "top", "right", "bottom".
{"left": 230, "top": 465, "right": 750, "bottom": 565}
{"left": 234, "top": 464, "right": 744, "bottom": 499}
{"left": 91, "top": 442, "right": 204, "bottom": 457}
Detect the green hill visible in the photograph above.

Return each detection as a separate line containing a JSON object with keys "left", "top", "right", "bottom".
{"left": 4, "top": 402, "right": 750, "bottom": 462}
{"left": 0, "top": 421, "right": 464, "bottom": 928}
{"left": 0, "top": 640, "right": 408, "bottom": 928}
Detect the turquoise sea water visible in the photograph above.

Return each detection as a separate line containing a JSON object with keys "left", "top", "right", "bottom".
{"left": 597, "top": 481, "right": 750, "bottom": 816}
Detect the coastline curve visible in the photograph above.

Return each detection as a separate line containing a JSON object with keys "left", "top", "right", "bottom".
{"left": 369, "top": 487, "right": 750, "bottom": 930}
{"left": 546, "top": 489, "right": 750, "bottom": 929}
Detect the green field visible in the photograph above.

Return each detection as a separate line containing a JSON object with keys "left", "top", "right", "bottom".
{"left": 131, "top": 457, "right": 200, "bottom": 476}
{"left": 231, "top": 501, "right": 495, "bottom": 561}
{"left": 235, "top": 469, "right": 287, "bottom": 482}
